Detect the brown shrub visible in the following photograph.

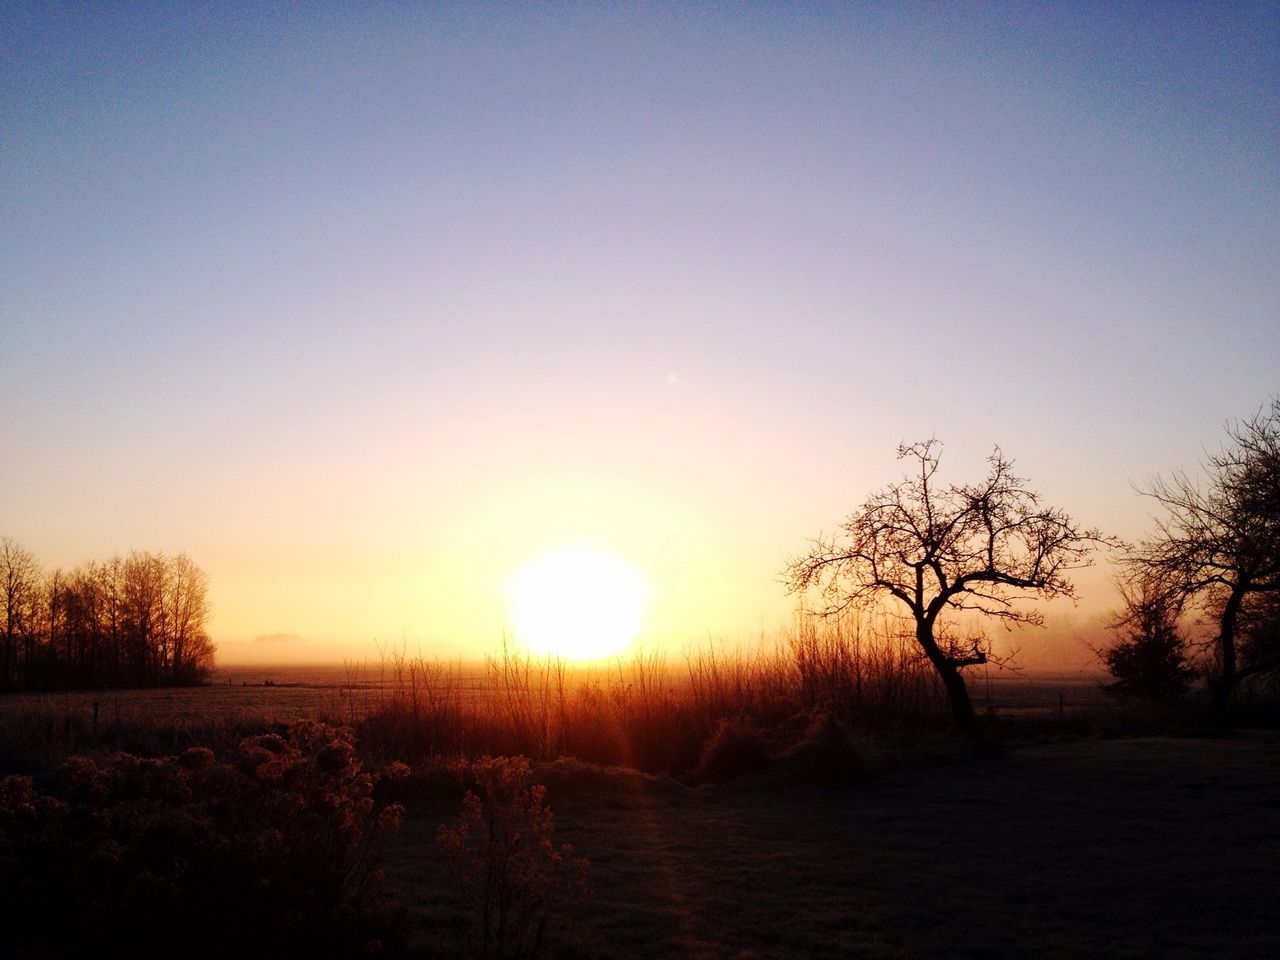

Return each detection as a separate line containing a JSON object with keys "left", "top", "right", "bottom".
{"left": 694, "top": 714, "right": 772, "bottom": 783}
{"left": 437, "top": 755, "right": 589, "bottom": 960}
{"left": 775, "top": 710, "right": 874, "bottom": 784}
{"left": 0, "top": 721, "right": 406, "bottom": 958}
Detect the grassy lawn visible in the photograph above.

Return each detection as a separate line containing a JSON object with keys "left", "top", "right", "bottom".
{"left": 387, "top": 733, "right": 1280, "bottom": 959}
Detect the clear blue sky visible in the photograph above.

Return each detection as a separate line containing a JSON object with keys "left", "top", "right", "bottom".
{"left": 2, "top": 2, "right": 1277, "bottom": 663}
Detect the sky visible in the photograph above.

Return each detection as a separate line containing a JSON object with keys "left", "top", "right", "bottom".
{"left": 2, "top": 2, "right": 1277, "bottom": 667}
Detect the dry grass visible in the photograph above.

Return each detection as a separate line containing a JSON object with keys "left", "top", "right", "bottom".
{"left": 0, "top": 695, "right": 291, "bottom": 773}
{"left": 352, "top": 617, "right": 949, "bottom": 775}
{"left": 0, "top": 615, "right": 1187, "bottom": 777}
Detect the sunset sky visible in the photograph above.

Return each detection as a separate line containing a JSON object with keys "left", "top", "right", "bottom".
{"left": 3, "top": 2, "right": 1277, "bottom": 666}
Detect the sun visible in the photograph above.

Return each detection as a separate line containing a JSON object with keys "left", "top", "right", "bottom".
{"left": 506, "top": 547, "right": 651, "bottom": 660}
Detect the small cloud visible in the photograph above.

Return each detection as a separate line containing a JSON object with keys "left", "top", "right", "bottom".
{"left": 253, "top": 632, "right": 304, "bottom": 645}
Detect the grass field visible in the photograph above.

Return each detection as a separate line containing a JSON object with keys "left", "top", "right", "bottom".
{"left": 4, "top": 643, "right": 1272, "bottom": 959}
{"left": 0, "top": 654, "right": 1114, "bottom": 775}
{"left": 389, "top": 732, "right": 1280, "bottom": 959}
{"left": 0, "top": 660, "right": 1113, "bottom": 740}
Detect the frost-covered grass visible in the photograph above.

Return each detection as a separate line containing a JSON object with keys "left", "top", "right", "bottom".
{"left": 389, "top": 732, "right": 1280, "bottom": 959}
{"left": 3, "top": 645, "right": 1275, "bottom": 959}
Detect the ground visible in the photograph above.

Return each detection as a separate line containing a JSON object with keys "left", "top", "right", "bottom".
{"left": 388, "top": 733, "right": 1280, "bottom": 959}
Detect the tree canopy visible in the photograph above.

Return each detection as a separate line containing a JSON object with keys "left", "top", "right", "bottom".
{"left": 1, "top": 539, "right": 214, "bottom": 690}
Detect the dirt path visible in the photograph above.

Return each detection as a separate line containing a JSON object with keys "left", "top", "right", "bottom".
{"left": 387, "top": 733, "right": 1280, "bottom": 959}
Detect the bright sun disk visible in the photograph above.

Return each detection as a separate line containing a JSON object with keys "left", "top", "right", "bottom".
{"left": 506, "top": 547, "right": 650, "bottom": 660}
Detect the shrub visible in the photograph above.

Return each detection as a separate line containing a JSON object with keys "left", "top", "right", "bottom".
{"left": 437, "top": 755, "right": 588, "bottom": 960}
{"left": 0, "top": 721, "right": 406, "bottom": 958}
{"left": 1104, "top": 591, "right": 1197, "bottom": 704}
{"left": 775, "top": 709, "right": 873, "bottom": 784}
{"left": 694, "top": 714, "right": 771, "bottom": 783}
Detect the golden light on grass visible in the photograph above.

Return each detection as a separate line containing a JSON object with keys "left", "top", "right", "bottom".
{"left": 506, "top": 546, "right": 651, "bottom": 660}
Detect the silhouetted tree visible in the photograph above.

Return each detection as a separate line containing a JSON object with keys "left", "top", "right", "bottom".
{"left": 166, "top": 553, "right": 215, "bottom": 684}
{"left": 1235, "top": 590, "right": 1280, "bottom": 701}
{"left": 1103, "top": 579, "right": 1196, "bottom": 703}
{"left": 0, "top": 538, "right": 214, "bottom": 689}
{"left": 41, "top": 566, "right": 65, "bottom": 688}
{"left": 122, "top": 550, "right": 167, "bottom": 685}
{"left": 1126, "top": 401, "right": 1280, "bottom": 724}
{"left": 785, "top": 440, "right": 1112, "bottom": 732}
{"left": 1, "top": 538, "right": 41, "bottom": 690}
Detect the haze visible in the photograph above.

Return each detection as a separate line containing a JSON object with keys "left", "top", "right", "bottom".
{"left": 3, "top": 3, "right": 1277, "bottom": 667}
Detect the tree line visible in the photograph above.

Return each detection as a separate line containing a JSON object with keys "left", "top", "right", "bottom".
{"left": 0, "top": 542, "right": 214, "bottom": 690}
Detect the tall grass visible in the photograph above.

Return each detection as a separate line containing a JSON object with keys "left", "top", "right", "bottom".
{"left": 787, "top": 613, "right": 945, "bottom": 725}
{"left": 0, "top": 614, "right": 948, "bottom": 777}
{"left": 353, "top": 614, "right": 945, "bottom": 774}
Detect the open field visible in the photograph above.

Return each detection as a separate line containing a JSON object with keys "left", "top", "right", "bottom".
{"left": 0, "top": 655, "right": 1131, "bottom": 783}
{"left": 0, "top": 656, "right": 1118, "bottom": 776}
{"left": 2, "top": 652, "right": 1275, "bottom": 959}
{"left": 0, "top": 662, "right": 1112, "bottom": 728}
{"left": 391, "top": 732, "right": 1280, "bottom": 959}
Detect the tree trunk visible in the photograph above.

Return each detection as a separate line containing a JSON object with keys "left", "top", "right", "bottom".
{"left": 937, "top": 660, "right": 976, "bottom": 733}
{"left": 918, "top": 622, "right": 977, "bottom": 734}
{"left": 1212, "top": 583, "right": 1247, "bottom": 729}
{"left": 2, "top": 625, "right": 11, "bottom": 691}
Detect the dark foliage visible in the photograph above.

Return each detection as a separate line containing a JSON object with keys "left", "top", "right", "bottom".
{"left": 1104, "top": 591, "right": 1197, "bottom": 704}
{"left": 694, "top": 714, "right": 771, "bottom": 783}
{"left": 438, "top": 755, "right": 588, "bottom": 960}
{"left": 0, "top": 721, "right": 406, "bottom": 959}
{"left": 774, "top": 710, "right": 874, "bottom": 784}
{"left": 1, "top": 538, "right": 214, "bottom": 691}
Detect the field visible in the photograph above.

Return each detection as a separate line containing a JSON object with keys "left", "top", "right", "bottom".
{"left": 0, "top": 657, "right": 1115, "bottom": 779}
{"left": 3, "top": 655, "right": 1276, "bottom": 958}
{"left": 391, "top": 733, "right": 1280, "bottom": 959}
{"left": 0, "top": 661, "right": 1113, "bottom": 741}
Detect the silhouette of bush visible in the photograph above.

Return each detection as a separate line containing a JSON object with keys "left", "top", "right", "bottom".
{"left": 1104, "top": 593, "right": 1197, "bottom": 705}
{"left": 774, "top": 709, "right": 874, "bottom": 784}
{"left": 0, "top": 721, "right": 406, "bottom": 958}
{"left": 437, "top": 755, "right": 588, "bottom": 960}
{"left": 694, "top": 714, "right": 771, "bottom": 782}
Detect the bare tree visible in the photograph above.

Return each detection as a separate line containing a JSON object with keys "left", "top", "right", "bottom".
{"left": 122, "top": 551, "right": 168, "bottom": 686}
{"left": 1127, "top": 400, "right": 1280, "bottom": 724}
{"left": 1, "top": 537, "right": 42, "bottom": 690}
{"left": 166, "top": 553, "right": 214, "bottom": 683}
{"left": 785, "top": 440, "right": 1112, "bottom": 732}
{"left": 0, "top": 538, "right": 214, "bottom": 689}
{"left": 43, "top": 566, "right": 65, "bottom": 687}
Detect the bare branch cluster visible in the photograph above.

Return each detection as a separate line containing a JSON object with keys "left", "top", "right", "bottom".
{"left": 1125, "top": 399, "right": 1280, "bottom": 716}
{"left": 785, "top": 439, "right": 1113, "bottom": 730}
{"left": 1, "top": 537, "right": 214, "bottom": 690}
{"left": 786, "top": 439, "right": 1112, "bottom": 630}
